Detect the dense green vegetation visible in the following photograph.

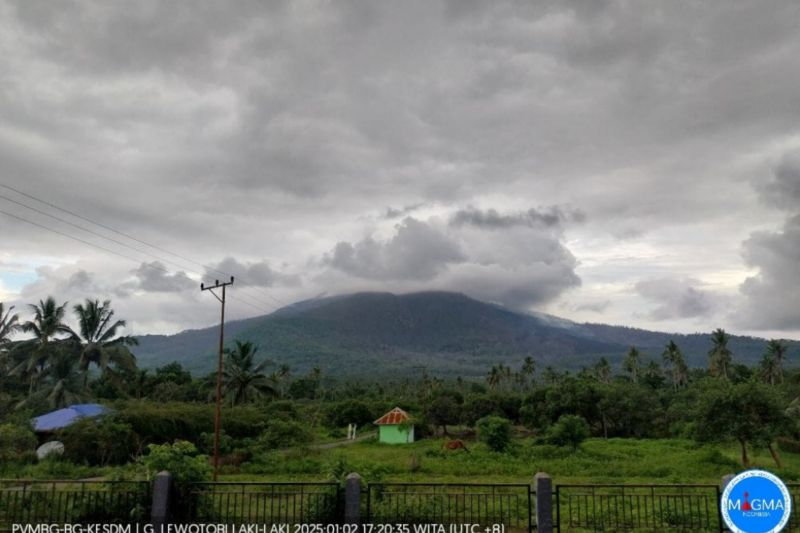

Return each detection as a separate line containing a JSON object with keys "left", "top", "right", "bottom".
{"left": 133, "top": 291, "right": 800, "bottom": 376}
{"left": 2, "top": 294, "right": 800, "bottom": 486}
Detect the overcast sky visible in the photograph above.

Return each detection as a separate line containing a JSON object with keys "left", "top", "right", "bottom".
{"left": 2, "top": 0, "right": 800, "bottom": 340}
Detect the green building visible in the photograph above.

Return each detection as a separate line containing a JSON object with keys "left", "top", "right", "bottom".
{"left": 374, "top": 407, "right": 414, "bottom": 444}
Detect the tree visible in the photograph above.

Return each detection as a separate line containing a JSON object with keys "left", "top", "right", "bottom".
{"left": 662, "top": 340, "right": 689, "bottom": 390}
{"left": 694, "top": 381, "right": 788, "bottom": 467}
{"left": 73, "top": 299, "right": 138, "bottom": 386}
{"left": 708, "top": 328, "right": 733, "bottom": 380}
{"left": 16, "top": 297, "right": 73, "bottom": 393}
{"left": 0, "top": 303, "right": 19, "bottom": 347}
{"left": 521, "top": 356, "right": 536, "bottom": 388}
{"left": 476, "top": 415, "right": 512, "bottom": 452}
{"left": 486, "top": 366, "right": 501, "bottom": 390}
{"left": 222, "top": 340, "right": 276, "bottom": 405}
{"left": 547, "top": 414, "right": 591, "bottom": 451}
{"left": 622, "top": 347, "right": 641, "bottom": 384}
{"left": 761, "top": 339, "right": 787, "bottom": 385}
{"left": 426, "top": 391, "right": 462, "bottom": 435}
{"left": 594, "top": 357, "right": 612, "bottom": 384}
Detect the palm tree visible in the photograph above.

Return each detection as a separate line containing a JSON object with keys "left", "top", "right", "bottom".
{"left": 16, "top": 297, "right": 73, "bottom": 393}
{"left": 594, "top": 357, "right": 612, "bottom": 384}
{"left": 486, "top": 365, "right": 501, "bottom": 390}
{"left": 764, "top": 339, "right": 787, "bottom": 385}
{"left": 708, "top": 328, "right": 733, "bottom": 380}
{"left": 222, "top": 341, "right": 276, "bottom": 405}
{"left": 0, "top": 303, "right": 19, "bottom": 346}
{"left": 760, "top": 352, "right": 782, "bottom": 386}
{"left": 73, "top": 299, "right": 138, "bottom": 386}
{"left": 662, "top": 340, "right": 689, "bottom": 390}
{"left": 622, "top": 347, "right": 641, "bottom": 384}
{"left": 32, "top": 347, "right": 86, "bottom": 409}
{"left": 521, "top": 356, "right": 536, "bottom": 387}
{"left": 0, "top": 303, "right": 19, "bottom": 390}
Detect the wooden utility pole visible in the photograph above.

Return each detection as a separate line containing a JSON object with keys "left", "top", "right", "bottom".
{"left": 200, "top": 276, "right": 234, "bottom": 481}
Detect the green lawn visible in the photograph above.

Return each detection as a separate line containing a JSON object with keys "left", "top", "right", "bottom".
{"left": 226, "top": 436, "right": 800, "bottom": 485}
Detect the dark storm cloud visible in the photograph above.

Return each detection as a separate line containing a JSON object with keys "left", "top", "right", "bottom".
{"left": 132, "top": 262, "right": 195, "bottom": 293}
{"left": 635, "top": 278, "right": 714, "bottom": 321}
{"left": 321, "top": 212, "right": 581, "bottom": 310}
{"left": 205, "top": 257, "right": 301, "bottom": 288}
{"left": 450, "top": 206, "right": 585, "bottom": 230}
{"left": 739, "top": 214, "right": 800, "bottom": 330}
{"left": 325, "top": 218, "right": 465, "bottom": 281}
{"left": 758, "top": 154, "right": 800, "bottom": 210}
{"left": 385, "top": 204, "right": 424, "bottom": 219}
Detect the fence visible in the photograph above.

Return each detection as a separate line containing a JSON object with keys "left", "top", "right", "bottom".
{"left": 0, "top": 480, "right": 151, "bottom": 533}
{"left": 364, "top": 482, "right": 533, "bottom": 532}
{"left": 179, "top": 482, "right": 341, "bottom": 524}
{"left": 2, "top": 474, "right": 798, "bottom": 533}
{"left": 555, "top": 484, "right": 722, "bottom": 532}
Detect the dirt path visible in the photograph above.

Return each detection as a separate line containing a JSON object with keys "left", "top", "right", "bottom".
{"left": 309, "top": 431, "right": 376, "bottom": 450}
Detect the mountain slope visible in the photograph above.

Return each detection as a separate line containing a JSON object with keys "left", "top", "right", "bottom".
{"left": 132, "top": 291, "right": 798, "bottom": 377}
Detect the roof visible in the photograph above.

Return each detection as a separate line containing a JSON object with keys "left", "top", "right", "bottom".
{"left": 374, "top": 407, "right": 411, "bottom": 425}
{"left": 33, "top": 404, "right": 109, "bottom": 432}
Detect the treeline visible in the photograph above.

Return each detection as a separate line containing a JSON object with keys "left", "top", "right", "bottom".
{"left": 2, "top": 296, "right": 800, "bottom": 473}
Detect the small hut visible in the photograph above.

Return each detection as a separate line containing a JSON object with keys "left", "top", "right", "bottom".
{"left": 374, "top": 407, "right": 414, "bottom": 444}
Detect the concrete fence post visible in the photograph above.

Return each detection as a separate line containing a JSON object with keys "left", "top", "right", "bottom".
{"left": 344, "top": 473, "right": 362, "bottom": 525}
{"left": 534, "top": 472, "right": 554, "bottom": 533}
{"left": 151, "top": 471, "right": 173, "bottom": 529}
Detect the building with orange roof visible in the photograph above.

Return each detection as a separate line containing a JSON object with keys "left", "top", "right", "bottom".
{"left": 374, "top": 407, "right": 415, "bottom": 444}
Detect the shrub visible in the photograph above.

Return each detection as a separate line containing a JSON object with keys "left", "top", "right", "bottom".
{"left": 777, "top": 437, "right": 800, "bottom": 454}
{"left": 547, "top": 415, "right": 591, "bottom": 451}
{"left": 0, "top": 423, "right": 37, "bottom": 463}
{"left": 476, "top": 416, "right": 512, "bottom": 452}
{"left": 325, "top": 400, "right": 374, "bottom": 428}
{"left": 140, "top": 440, "right": 211, "bottom": 485}
{"left": 257, "top": 419, "right": 312, "bottom": 449}
{"left": 60, "top": 417, "right": 138, "bottom": 466}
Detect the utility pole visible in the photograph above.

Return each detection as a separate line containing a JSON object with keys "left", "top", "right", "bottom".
{"left": 201, "top": 276, "right": 234, "bottom": 481}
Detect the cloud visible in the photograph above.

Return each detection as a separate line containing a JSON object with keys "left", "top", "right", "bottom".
{"left": 738, "top": 214, "right": 800, "bottom": 330}
{"left": 450, "top": 206, "right": 585, "bottom": 230}
{"left": 575, "top": 300, "right": 611, "bottom": 313}
{"left": 385, "top": 204, "right": 424, "bottom": 219}
{"left": 326, "top": 217, "right": 465, "bottom": 281}
{"left": 131, "top": 262, "right": 195, "bottom": 293}
{"left": 758, "top": 153, "right": 800, "bottom": 210}
{"left": 205, "top": 257, "right": 301, "bottom": 288}
{"left": 321, "top": 212, "right": 581, "bottom": 309}
{"left": 635, "top": 277, "right": 714, "bottom": 320}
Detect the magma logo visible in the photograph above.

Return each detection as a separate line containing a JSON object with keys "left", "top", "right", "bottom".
{"left": 721, "top": 470, "right": 792, "bottom": 533}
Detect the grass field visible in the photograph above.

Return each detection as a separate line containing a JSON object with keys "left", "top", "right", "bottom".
{"left": 225, "top": 436, "right": 800, "bottom": 485}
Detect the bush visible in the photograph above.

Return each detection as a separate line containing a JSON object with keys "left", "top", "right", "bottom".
{"left": 547, "top": 415, "right": 591, "bottom": 451}
{"left": 0, "top": 423, "right": 37, "bottom": 463}
{"left": 140, "top": 440, "right": 211, "bottom": 485}
{"left": 257, "top": 419, "right": 312, "bottom": 449}
{"left": 325, "top": 400, "right": 374, "bottom": 428}
{"left": 476, "top": 416, "right": 512, "bottom": 452}
{"left": 60, "top": 417, "right": 138, "bottom": 466}
{"left": 118, "top": 402, "right": 273, "bottom": 444}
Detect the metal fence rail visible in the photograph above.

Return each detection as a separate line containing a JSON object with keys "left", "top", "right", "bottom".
{"left": 182, "top": 482, "right": 341, "bottom": 524}
{"left": 0, "top": 480, "right": 151, "bottom": 533}
{"left": 554, "top": 484, "right": 722, "bottom": 532}
{"left": 365, "top": 483, "right": 533, "bottom": 532}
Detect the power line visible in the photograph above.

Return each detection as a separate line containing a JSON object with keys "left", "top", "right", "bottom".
{"left": 0, "top": 182, "right": 292, "bottom": 308}
{"left": 0, "top": 207, "right": 272, "bottom": 315}
{"left": 0, "top": 189, "right": 281, "bottom": 312}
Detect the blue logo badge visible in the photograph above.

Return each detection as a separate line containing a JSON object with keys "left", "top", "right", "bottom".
{"left": 721, "top": 470, "right": 792, "bottom": 533}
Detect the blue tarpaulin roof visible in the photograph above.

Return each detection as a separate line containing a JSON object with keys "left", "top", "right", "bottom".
{"left": 33, "top": 404, "right": 109, "bottom": 432}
